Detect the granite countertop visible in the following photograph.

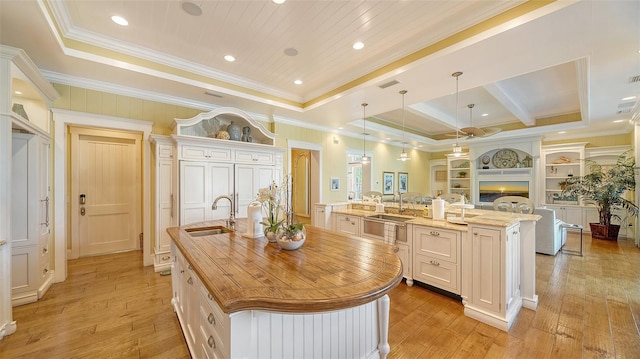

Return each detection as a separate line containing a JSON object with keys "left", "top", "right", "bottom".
{"left": 332, "top": 206, "right": 540, "bottom": 228}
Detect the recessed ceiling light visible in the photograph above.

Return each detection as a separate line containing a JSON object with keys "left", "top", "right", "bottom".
{"left": 418, "top": 145, "right": 423, "bottom": 148}
{"left": 14, "top": 90, "right": 22, "bottom": 95}
{"left": 224, "top": 55, "right": 235, "bottom": 62}
{"left": 558, "top": 131, "right": 566, "bottom": 134}
{"left": 481, "top": 113, "right": 489, "bottom": 117}
{"left": 386, "top": 137, "right": 391, "bottom": 140}
{"left": 613, "top": 119, "right": 624, "bottom": 123}
{"left": 622, "top": 96, "right": 636, "bottom": 101}
{"left": 284, "top": 48, "right": 298, "bottom": 56}
{"left": 181, "top": 1, "right": 202, "bottom": 16}
{"left": 353, "top": 42, "right": 364, "bottom": 50}
{"left": 272, "top": 0, "right": 286, "bottom": 4}
{"left": 111, "top": 15, "right": 128, "bottom": 26}
{"left": 294, "top": 79, "right": 303, "bottom": 85}
{"left": 338, "top": 127, "right": 344, "bottom": 130}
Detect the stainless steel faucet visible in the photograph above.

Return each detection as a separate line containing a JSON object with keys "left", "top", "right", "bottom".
{"left": 398, "top": 193, "right": 404, "bottom": 213}
{"left": 212, "top": 195, "right": 235, "bottom": 228}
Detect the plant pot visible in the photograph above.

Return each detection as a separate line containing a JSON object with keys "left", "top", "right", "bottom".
{"left": 589, "top": 223, "right": 620, "bottom": 241}
{"left": 265, "top": 230, "right": 278, "bottom": 243}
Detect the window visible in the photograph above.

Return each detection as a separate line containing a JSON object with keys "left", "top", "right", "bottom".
{"left": 346, "top": 153, "right": 370, "bottom": 200}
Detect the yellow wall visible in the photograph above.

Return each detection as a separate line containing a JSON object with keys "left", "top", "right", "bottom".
{"left": 52, "top": 84, "right": 202, "bottom": 134}
{"left": 542, "top": 133, "right": 632, "bottom": 148}
{"left": 273, "top": 122, "right": 432, "bottom": 203}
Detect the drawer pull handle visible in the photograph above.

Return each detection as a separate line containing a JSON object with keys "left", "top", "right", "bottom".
{"left": 180, "top": 270, "right": 184, "bottom": 274}
{"left": 430, "top": 260, "right": 440, "bottom": 266}
{"left": 208, "top": 293, "right": 213, "bottom": 301}
{"left": 42, "top": 247, "right": 48, "bottom": 254}
{"left": 208, "top": 313, "right": 215, "bottom": 325}
{"left": 473, "top": 232, "right": 478, "bottom": 236}
{"left": 43, "top": 268, "right": 49, "bottom": 274}
{"left": 208, "top": 335, "right": 216, "bottom": 349}
{"left": 187, "top": 277, "right": 193, "bottom": 285}
{"left": 161, "top": 255, "right": 171, "bottom": 261}
{"left": 430, "top": 231, "right": 440, "bottom": 236}
{"left": 393, "top": 246, "right": 399, "bottom": 253}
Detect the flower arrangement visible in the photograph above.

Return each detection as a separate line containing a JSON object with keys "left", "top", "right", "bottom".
{"left": 256, "top": 175, "right": 306, "bottom": 249}
{"left": 256, "top": 181, "right": 284, "bottom": 238}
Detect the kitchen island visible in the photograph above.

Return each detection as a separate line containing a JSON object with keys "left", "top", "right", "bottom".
{"left": 167, "top": 220, "right": 403, "bottom": 359}
{"left": 330, "top": 203, "right": 541, "bottom": 331}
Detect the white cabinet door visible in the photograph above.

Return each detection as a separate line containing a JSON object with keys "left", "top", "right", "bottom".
{"left": 235, "top": 165, "right": 275, "bottom": 218}
{"left": 157, "top": 158, "right": 174, "bottom": 254}
{"left": 396, "top": 242, "right": 411, "bottom": 283}
{"left": 505, "top": 224, "right": 520, "bottom": 313}
{"left": 470, "top": 226, "right": 501, "bottom": 313}
{"left": 333, "top": 214, "right": 360, "bottom": 236}
{"left": 180, "top": 161, "right": 233, "bottom": 225}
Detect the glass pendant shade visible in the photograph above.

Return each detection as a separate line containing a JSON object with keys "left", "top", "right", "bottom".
{"left": 361, "top": 103, "right": 369, "bottom": 164}
{"left": 397, "top": 90, "right": 410, "bottom": 161}
{"left": 451, "top": 71, "right": 463, "bottom": 157}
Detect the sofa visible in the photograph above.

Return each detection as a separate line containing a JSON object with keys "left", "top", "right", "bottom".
{"left": 533, "top": 207, "right": 565, "bottom": 255}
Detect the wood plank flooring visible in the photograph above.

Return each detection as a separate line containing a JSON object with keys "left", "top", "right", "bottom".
{"left": 1, "top": 232, "right": 639, "bottom": 358}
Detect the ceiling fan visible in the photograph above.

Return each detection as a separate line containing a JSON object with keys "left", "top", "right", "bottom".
{"left": 457, "top": 104, "right": 501, "bottom": 139}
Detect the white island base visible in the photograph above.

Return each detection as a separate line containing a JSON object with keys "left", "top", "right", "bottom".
{"left": 172, "top": 292, "right": 391, "bottom": 359}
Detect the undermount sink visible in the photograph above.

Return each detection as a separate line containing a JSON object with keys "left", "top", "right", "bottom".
{"left": 185, "top": 226, "right": 233, "bottom": 237}
{"left": 366, "top": 214, "right": 413, "bottom": 222}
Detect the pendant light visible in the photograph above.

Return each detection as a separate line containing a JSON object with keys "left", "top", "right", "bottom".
{"left": 451, "top": 71, "right": 463, "bottom": 157}
{"left": 360, "top": 103, "right": 370, "bottom": 164}
{"left": 397, "top": 90, "right": 410, "bottom": 161}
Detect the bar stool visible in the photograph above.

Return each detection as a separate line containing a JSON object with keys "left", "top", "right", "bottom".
{"left": 561, "top": 223, "right": 583, "bottom": 256}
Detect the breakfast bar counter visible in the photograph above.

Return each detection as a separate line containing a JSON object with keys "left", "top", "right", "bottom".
{"left": 167, "top": 219, "right": 403, "bottom": 359}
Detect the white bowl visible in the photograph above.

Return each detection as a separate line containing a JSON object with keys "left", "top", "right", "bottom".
{"left": 277, "top": 237, "right": 305, "bottom": 250}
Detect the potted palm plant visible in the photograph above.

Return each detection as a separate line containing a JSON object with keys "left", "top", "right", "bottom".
{"left": 562, "top": 150, "right": 638, "bottom": 240}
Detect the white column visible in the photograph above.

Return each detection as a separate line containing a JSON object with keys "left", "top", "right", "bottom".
{"left": 377, "top": 294, "right": 390, "bottom": 359}
{"left": 519, "top": 220, "right": 538, "bottom": 309}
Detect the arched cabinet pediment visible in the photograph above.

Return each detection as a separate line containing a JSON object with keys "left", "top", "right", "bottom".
{"left": 172, "top": 107, "right": 276, "bottom": 146}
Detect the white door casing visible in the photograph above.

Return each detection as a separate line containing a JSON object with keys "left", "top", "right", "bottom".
{"left": 70, "top": 127, "right": 141, "bottom": 257}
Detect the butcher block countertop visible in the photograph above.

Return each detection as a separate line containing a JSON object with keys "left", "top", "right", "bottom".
{"left": 167, "top": 220, "right": 403, "bottom": 314}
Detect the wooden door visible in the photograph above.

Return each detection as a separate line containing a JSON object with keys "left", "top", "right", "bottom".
{"left": 71, "top": 127, "right": 141, "bottom": 257}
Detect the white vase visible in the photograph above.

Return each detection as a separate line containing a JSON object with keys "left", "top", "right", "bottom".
{"left": 265, "top": 230, "right": 278, "bottom": 243}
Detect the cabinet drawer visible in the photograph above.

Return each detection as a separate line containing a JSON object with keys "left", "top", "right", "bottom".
{"left": 181, "top": 145, "right": 232, "bottom": 161}
{"left": 158, "top": 144, "right": 173, "bottom": 159}
{"left": 414, "top": 254, "right": 459, "bottom": 294}
{"left": 155, "top": 252, "right": 173, "bottom": 265}
{"left": 235, "top": 150, "right": 274, "bottom": 164}
{"left": 414, "top": 226, "right": 459, "bottom": 263}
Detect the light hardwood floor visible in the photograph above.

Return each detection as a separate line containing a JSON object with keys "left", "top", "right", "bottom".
{"left": 1, "top": 232, "right": 639, "bottom": 358}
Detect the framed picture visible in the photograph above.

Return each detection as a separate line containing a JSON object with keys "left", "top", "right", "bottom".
{"left": 398, "top": 172, "right": 408, "bottom": 193}
{"left": 382, "top": 172, "right": 394, "bottom": 195}
{"left": 330, "top": 177, "right": 340, "bottom": 191}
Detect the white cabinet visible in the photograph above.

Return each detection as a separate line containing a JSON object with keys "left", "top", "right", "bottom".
{"left": 541, "top": 143, "right": 585, "bottom": 205}
{"left": 447, "top": 154, "right": 471, "bottom": 202}
{"left": 412, "top": 225, "right": 461, "bottom": 294}
{"left": 172, "top": 242, "right": 232, "bottom": 359}
{"left": 396, "top": 242, "right": 413, "bottom": 286}
{"left": 546, "top": 204, "right": 582, "bottom": 226}
{"left": 333, "top": 213, "right": 361, "bottom": 236}
{"left": 181, "top": 144, "right": 232, "bottom": 162}
{"left": 11, "top": 133, "right": 53, "bottom": 306}
{"left": 151, "top": 136, "right": 176, "bottom": 271}
{"left": 234, "top": 164, "right": 276, "bottom": 218}
{"left": 313, "top": 204, "right": 332, "bottom": 229}
{"left": 180, "top": 161, "right": 234, "bottom": 225}
{"left": 464, "top": 223, "right": 521, "bottom": 331}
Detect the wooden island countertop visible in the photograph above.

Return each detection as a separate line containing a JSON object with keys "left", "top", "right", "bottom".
{"left": 167, "top": 220, "right": 403, "bottom": 314}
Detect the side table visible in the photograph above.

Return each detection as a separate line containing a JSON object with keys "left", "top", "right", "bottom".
{"left": 561, "top": 223, "right": 583, "bottom": 256}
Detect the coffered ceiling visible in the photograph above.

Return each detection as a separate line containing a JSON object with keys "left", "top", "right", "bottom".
{"left": 1, "top": 0, "right": 638, "bottom": 152}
